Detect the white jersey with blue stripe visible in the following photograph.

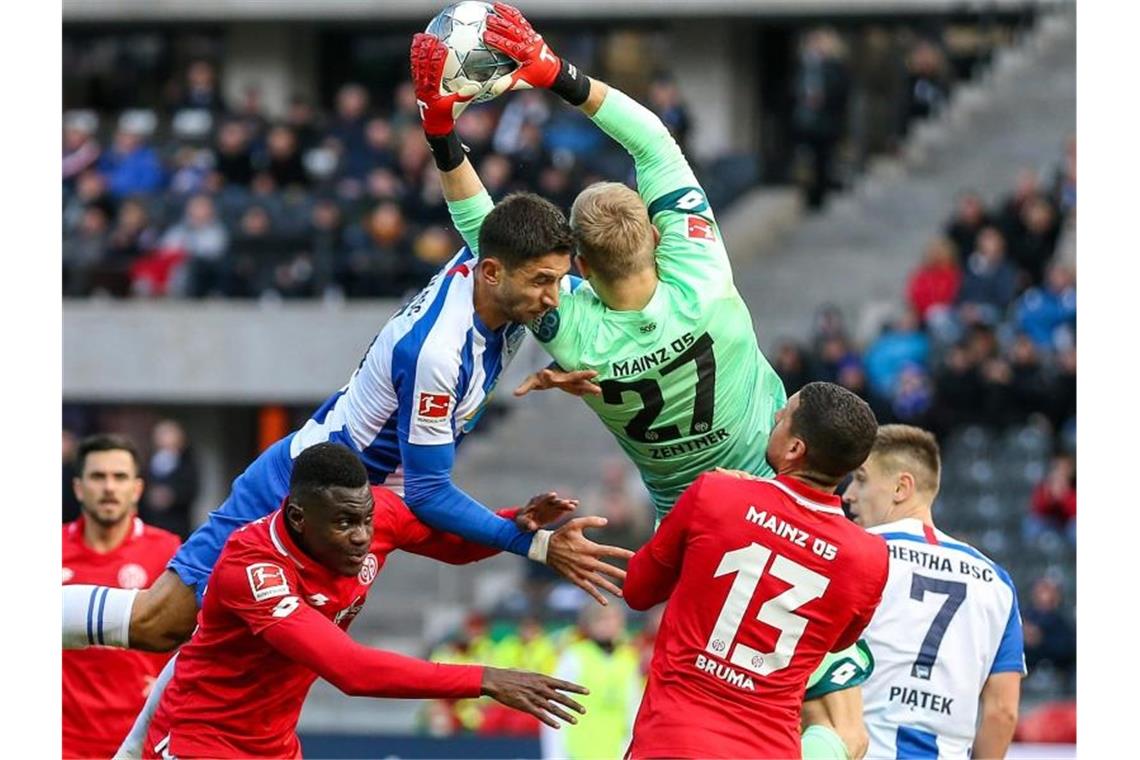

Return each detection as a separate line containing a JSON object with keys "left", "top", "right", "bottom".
{"left": 860, "top": 518, "right": 1026, "bottom": 759}
{"left": 289, "top": 247, "right": 528, "bottom": 489}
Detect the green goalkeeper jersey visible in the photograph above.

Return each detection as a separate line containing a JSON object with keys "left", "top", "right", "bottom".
{"left": 448, "top": 88, "right": 786, "bottom": 520}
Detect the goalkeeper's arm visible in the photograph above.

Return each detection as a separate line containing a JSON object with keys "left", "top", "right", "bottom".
{"left": 482, "top": 3, "right": 699, "bottom": 208}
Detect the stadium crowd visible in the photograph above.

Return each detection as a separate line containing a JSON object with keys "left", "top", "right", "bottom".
{"left": 773, "top": 142, "right": 1076, "bottom": 450}
{"left": 62, "top": 60, "right": 700, "bottom": 301}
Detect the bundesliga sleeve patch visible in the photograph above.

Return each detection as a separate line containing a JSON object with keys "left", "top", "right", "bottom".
{"left": 687, "top": 215, "right": 716, "bottom": 242}
{"left": 416, "top": 392, "right": 452, "bottom": 420}
{"left": 246, "top": 562, "right": 290, "bottom": 602}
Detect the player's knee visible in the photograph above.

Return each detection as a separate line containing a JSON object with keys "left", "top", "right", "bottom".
{"left": 129, "top": 571, "right": 198, "bottom": 652}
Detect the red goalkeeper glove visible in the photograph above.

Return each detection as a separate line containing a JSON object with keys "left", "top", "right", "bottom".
{"left": 410, "top": 32, "right": 480, "bottom": 137}
{"left": 483, "top": 2, "right": 590, "bottom": 105}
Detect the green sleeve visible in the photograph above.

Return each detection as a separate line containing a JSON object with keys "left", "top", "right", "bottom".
{"left": 589, "top": 88, "right": 702, "bottom": 214}
{"left": 446, "top": 190, "right": 495, "bottom": 256}
{"left": 589, "top": 88, "right": 731, "bottom": 292}
{"left": 801, "top": 725, "right": 850, "bottom": 760}
{"left": 804, "top": 640, "right": 875, "bottom": 701}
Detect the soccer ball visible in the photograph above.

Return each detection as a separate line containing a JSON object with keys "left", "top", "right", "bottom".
{"left": 426, "top": 1, "right": 519, "bottom": 103}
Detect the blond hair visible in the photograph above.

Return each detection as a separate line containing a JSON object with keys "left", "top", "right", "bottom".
{"left": 870, "top": 424, "right": 942, "bottom": 496}
{"left": 569, "top": 182, "right": 656, "bottom": 282}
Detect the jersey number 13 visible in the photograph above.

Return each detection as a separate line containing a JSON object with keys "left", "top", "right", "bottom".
{"left": 704, "top": 543, "right": 830, "bottom": 677}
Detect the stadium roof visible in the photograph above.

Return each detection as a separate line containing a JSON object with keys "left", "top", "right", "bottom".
{"left": 64, "top": 0, "right": 1064, "bottom": 22}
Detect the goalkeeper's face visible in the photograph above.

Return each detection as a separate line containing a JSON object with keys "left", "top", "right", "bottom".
{"left": 494, "top": 252, "right": 570, "bottom": 324}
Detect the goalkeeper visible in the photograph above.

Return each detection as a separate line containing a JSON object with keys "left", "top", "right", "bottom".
{"left": 412, "top": 5, "right": 871, "bottom": 757}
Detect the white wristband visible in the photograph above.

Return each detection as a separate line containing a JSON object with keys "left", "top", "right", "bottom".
{"left": 527, "top": 529, "right": 553, "bottom": 564}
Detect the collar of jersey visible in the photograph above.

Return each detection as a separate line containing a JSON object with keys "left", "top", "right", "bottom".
{"left": 68, "top": 515, "right": 145, "bottom": 553}
{"left": 772, "top": 475, "right": 844, "bottom": 514}
{"left": 596, "top": 280, "right": 665, "bottom": 321}
{"left": 269, "top": 509, "right": 309, "bottom": 571}
{"left": 471, "top": 310, "right": 505, "bottom": 342}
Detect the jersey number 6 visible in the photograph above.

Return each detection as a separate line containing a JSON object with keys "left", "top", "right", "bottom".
{"left": 704, "top": 543, "right": 830, "bottom": 677}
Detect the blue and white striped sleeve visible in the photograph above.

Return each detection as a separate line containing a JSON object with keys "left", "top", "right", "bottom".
{"left": 392, "top": 334, "right": 535, "bottom": 557}
{"left": 991, "top": 569, "right": 1028, "bottom": 675}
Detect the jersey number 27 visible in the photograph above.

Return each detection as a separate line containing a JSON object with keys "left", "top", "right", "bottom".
{"left": 704, "top": 543, "right": 830, "bottom": 677}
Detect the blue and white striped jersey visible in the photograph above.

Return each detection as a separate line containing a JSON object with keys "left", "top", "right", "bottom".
{"left": 167, "top": 246, "right": 539, "bottom": 604}
{"left": 860, "top": 518, "right": 1026, "bottom": 759}
{"left": 289, "top": 246, "right": 528, "bottom": 487}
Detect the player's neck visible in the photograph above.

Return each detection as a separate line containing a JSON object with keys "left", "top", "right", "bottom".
{"left": 783, "top": 470, "right": 839, "bottom": 494}
{"left": 594, "top": 269, "right": 658, "bottom": 311}
{"left": 82, "top": 513, "right": 134, "bottom": 554}
{"left": 472, "top": 280, "right": 509, "bottom": 330}
{"left": 889, "top": 502, "right": 935, "bottom": 527}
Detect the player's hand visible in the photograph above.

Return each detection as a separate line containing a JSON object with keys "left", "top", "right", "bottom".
{"left": 546, "top": 516, "right": 634, "bottom": 606}
{"left": 513, "top": 368, "right": 602, "bottom": 398}
{"left": 480, "top": 666, "right": 588, "bottom": 729}
{"left": 516, "top": 491, "right": 578, "bottom": 531}
{"left": 482, "top": 2, "right": 564, "bottom": 96}
{"left": 410, "top": 32, "right": 481, "bottom": 136}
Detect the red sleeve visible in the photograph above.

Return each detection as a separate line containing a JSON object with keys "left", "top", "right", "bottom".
{"left": 833, "top": 535, "right": 889, "bottom": 651}
{"left": 624, "top": 475, "right": 702, "bottom": 611}
{"left": 387, "top": 497, "right": 519, "bottom": 564}
{"left": 260, "top": 602, "right": 484, "bottom": 699}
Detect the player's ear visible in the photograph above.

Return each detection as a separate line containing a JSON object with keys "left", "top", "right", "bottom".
{"left": 285, "top": 500, "right": 305, "bottom": 532}
{"left": 72, "top": 476, "right": 83, "bottom": 503}
{"left": 788, "top": 436, "right": 807, "bottom": 465}
{"left": 895, "top": 472, "right": 915, "bottom": 503}
{"left": 575, "top": 252, "right": 592, "bottom": 279}
{"left": 131, "top": 476, "right": 145, "bottom": 504}
{"left": 651, "top": 225, "right": 661, "bottom": 247}
{"left": 480, "top": 256, "right": 503, "bottom": 286}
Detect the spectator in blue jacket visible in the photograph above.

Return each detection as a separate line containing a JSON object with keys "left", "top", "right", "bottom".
{"left": 957, "top": 226, "right": 1018, "bottom": 325}
{"left": 98, "top": 126, "right": 165, "bottom": 199}
{"left": 863, "top": 310, "right": 930, "bottom": 399}
{"left": 1015, "top": 263, "right": 1076, "bottom": 352}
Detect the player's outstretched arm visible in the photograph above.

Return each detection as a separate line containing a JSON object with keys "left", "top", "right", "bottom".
{"left": 624, "top": 476, "right": 701, "bottom": 609}
{"left": 397, "top": 495, "right": 577, "bottom": 563}
{"left": 483, "top": 2, "right": 698, "bottom": 206}
{"left": 411, "top": 32, "right": 494, "bottom": 254}
{"left": 972, "top": 672, "right": 1020, "bottom": 759}
{"left": 261, "top": 603, "right": 587, "bottom": 727}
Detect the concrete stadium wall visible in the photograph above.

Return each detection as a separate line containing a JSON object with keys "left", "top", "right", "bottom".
{"left": 63, "top": 299, "right": 403, "bottom": 403}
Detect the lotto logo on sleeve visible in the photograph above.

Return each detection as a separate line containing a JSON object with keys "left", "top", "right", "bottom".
{"left": 417, "top": 392, "right": 452, "bottom": 419}
{"left": 246, "top": 562, "right": 290, "bottom": 602}
{"left": 687, "top": 216, "right": 717, "bottom": 242}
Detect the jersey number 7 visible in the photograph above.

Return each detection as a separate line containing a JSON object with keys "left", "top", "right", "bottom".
{"left": 909, "top": 573, "right": 967, "bottom": 679}
{"left": 704, "top": 543, "right": 830, "bottom": 677}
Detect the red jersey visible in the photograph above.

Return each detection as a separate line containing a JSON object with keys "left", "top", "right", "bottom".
{"left": 145, "top": 487, "right": 511, "bottom": 759}
{"left": 62, "top": 516, "right": 181, "bottom": 759}
{"left": 624, "top": 473, "right": 889, "bottom": 759}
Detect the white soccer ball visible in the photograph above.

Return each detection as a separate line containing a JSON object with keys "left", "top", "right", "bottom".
{"left": 426, "top": 1, "right": 519, "bottom": 103}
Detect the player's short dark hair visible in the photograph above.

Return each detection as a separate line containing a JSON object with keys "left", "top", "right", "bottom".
{"left": 478, "top": 192, "right": 573, "bottom": 270}
{"left": 75, "top": 434, "right": 141, "bottom": 477}
{"left": 290, "top": 442, "right": 368, "bottom": 504}
{"left": 790, "top": 382, "right": 879, "bottom": 483}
